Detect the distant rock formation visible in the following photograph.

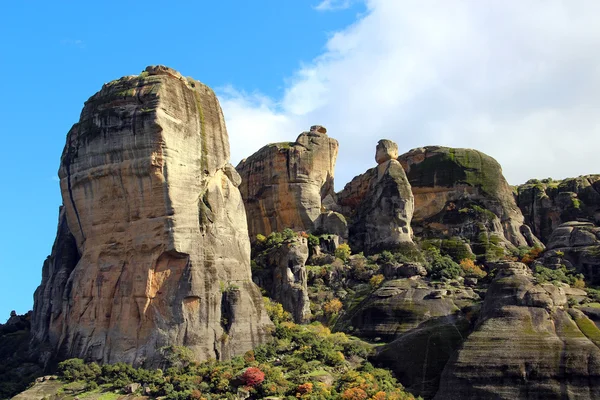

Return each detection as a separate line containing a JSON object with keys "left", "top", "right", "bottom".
{"left": 516, "top": 175, "right": 600, "bottom": 243}
{"left": 398, "top": 146, "right": 541, "bottom": 249}
{"left": 236, "top": 126, "right": 341, "bottom": 239}
{"left": 338, "top": 139, "right": 414, "bottom": 253}
{"left": 539, "top": 221, "right": 600, "bottom": 285}
{"left": 434, "top": 261, "right": 600, "bottom": 399}
{"left": 31, "top": 66, "right": 272, "bottom": 366}
{"left": 252, "top": 237, "right": 311, "bottom": 323}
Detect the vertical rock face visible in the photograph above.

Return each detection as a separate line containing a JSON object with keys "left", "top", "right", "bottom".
{"left": 32, "top": 66, "right": 272, "bottom": 366}
{"left": 252, "top": 237, "right": 311, "bottom": 323}
{"left": 516, "top": 175, "right": 600, "bottom": 244}
{"left": 398, "top": 146, "right": 539, "bottom": 248}
{"left": 434, "top": 261, "right": 600, "bottom": 399}
{"left": 236, "top": 126, "right": 339, "bottom": 238}
{"left": 338, "top": 139, "right": 414, "bottom": 253}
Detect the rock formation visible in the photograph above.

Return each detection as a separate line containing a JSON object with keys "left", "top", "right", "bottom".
{"left": 434, "top": 261, "right": 600, "bottom": 399}
{"left": 252, "top": 237, "right": 311, "bottom": 323}
{"left": 516, "top": 175, "right": 600, "bottom": 243}
{"left": 397, "top": 146, "right": 541, "bottom": 249}
{"left": 336, "top": 277, "right": 479, "bottom": 398}
{"left": 338, "top": 139, "right": 414, "bottom": 253}
{"left": 336, "top": 278, "right": 479, "bottom": 341}
{"left": 236, "top": 126, "right": 341, "bottom": 239}
{"left": 31, "top": 66, "right": 272, "bottom": 366}
{"left": 539, "top": 221, "right": 600, "bottom": 285}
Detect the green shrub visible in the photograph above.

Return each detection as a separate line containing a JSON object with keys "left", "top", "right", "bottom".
{"left": 441, "top": 237, "right": 474, "bottom": 262}
{"left": 424, "top": 248, "right": 462, "bottom": 280}
{"left": 533, "top": 264, "right": 584, "bottom": 286}
{"left": 335, "top": 243, "right": 352, "bottom": 262}
{"left": 307, "top": 234, "right": 320, "bottom": 248}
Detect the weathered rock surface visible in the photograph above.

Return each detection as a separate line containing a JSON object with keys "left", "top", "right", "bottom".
{"left": 336, "top": 278, "right": 479, "bottom": 341}
{"left": 339, "top": 140, "right": 414, "bottom": 253}
{"left": 398, "top": 146, "right": 540, "bottom": 249}
{"left": 540, "top": 221, "right": 600, "bottom": 284}
{"left": 236, "top": 125, "right": 339, "bottom": 238}
{"left": 32, "top": 66, "right": 272, "bottom": 366}
{"left": 434, "top": 261, "right": 600, "bottom": 399}
{"left": 516, "top": 175, "right": 600, "bottom": 243}
{"left": 252, "top": 237, "right": 311, "bottom": 323}
{"left": 375, "top": 312, "right": 474, "bottom": 399}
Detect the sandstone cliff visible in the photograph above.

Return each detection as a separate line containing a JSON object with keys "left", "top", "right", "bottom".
{"left": 434, "top": 261, "right": 600, "bottom": 399}
{"left": 252, "top": 237, "right": 311, "bottom": 323}
{"left": 338, "top": 139, "right": 414, "bottom": 253}
{"left": 398, "top": 146, "right": 540, "bottom": 249}
{"left": 32, "top": 66, "right": 272, "bottom": 366}
{"left": 516, "top": 175, "right": 600, "bottom": 243}
{"left": 236, "top": 126, "right": 340, "bottom": 238}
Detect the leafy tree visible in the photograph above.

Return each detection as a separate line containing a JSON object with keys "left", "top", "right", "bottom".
{"left": 241, "top": 367, "right": 265, "bottom": 387}
{"left": 323, "top": 298, "right": 343, "bottom": 315}
{"left": 335, "top": 243, "right": 352, "bottom": 262}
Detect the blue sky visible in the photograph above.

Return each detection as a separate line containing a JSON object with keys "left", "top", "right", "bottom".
{"left": 0, "top": 0, "right": 364, "bottom": 318}
{"left": 2, "top": 0, "right": 600, "bottom": 319}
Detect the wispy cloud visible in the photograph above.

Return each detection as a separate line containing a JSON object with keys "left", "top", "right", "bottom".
{"left": 314, "top": 0, "right": 354, "bottom": 11}
{"left": 221, "top": 0, "right": 600, "bottom": 189}
{"left": 60, "top": 39, "right": 85, "bottom": 48}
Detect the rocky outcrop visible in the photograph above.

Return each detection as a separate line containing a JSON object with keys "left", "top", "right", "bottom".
{"left": 252, "top": 237, "right": 311, "bottom": 323}
{"left": 539, "top": 221, "right": 600, "bottom": 285}
{"left": 434, "top": 261, "right": 600, "bottom": 399}
{"left": 31, "top": 66, "right": 272, "bottom": 366}
{"left": 236, "top": 126, "right": 340, "bottom": 239}
{"left": 339, "top": 140, "right": 414, "bottom": 253}
{"left": 340, "top": 277, "right": 479, "bottom": 398}
{"left": 398, "top": 146, "right": 540, "bottom": 249}
{"left": 336, "top": 278, "right": 479, "bottom": 341}
{"left": 516, "top": 175, "right": 600, "bottom": 243}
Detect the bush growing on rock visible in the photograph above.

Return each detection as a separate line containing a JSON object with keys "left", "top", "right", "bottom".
{"left": 459, "top": 259, "right": 486, "bottom": 279}
{"left": 424, "top": 248, "right": 462, "bottom": 280}
{"left": 521, "top": 246, "right": 544, "bottom": 265}
{"left": 532, "top": 264, "right": 584, "bottom": 286}
{"left": 323, "top": 298, "right": 343, "bottom": 315}
{"left": 369, "top": 274, "right": 385, "bottom": 289}
{"left": 336, "top": 243, "right": 352, "bottom": 262}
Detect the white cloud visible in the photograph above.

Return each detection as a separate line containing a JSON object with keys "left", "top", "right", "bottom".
{"left": 220, "top": 0, "right": 600, "bottom": 189}
{"left": 314, "top": 0, "right": 354, "bottom": 11}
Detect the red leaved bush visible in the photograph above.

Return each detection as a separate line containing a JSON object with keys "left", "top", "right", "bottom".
{"left": 241, "top": 367, "right": 265, "bottom": 387}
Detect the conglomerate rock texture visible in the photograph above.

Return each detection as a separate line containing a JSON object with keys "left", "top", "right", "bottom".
{"left": 398, "top": 146, "right": 540, "bottom": 249}
{"left": 434, "top": 261, "right": 600, "bottom": 399}
{"left": 338, "top": 139, "right": 414, "bottom": 253}
{"left": 31, "top": 66, "right": 272, "bottom": 366}
{"left": 236, "top": 126, "right": 339, "bottom": 239}
{"left": 516, "top": 175, "right": 600, "bottom": 244}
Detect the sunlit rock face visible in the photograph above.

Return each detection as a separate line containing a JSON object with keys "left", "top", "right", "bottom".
{"left": 236, "top": 125, "right": 339, "bottom": 238}
{"left": 434, "top": 261, "right": 600, "bottom": 400}
{"left": 32, "top": 65, "right": 272, "bottom": 366}
{"left": 338, "top": 139, "right": 414, "bottom": 253}
{"left": 398, "top": 146, "right": 541, "bottom": 249}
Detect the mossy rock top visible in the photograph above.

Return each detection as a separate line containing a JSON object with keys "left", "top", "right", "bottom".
{"left": 399, "top": 146, "right": 505, "bottom": 196}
